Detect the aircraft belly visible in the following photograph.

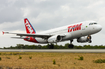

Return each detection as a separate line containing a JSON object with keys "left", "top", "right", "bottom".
{"left": 71, "top": 31, "right": 82, "bottom": 38}
{"left": 35, "top": 38, "right": 48, "bottom": 43}
{"left": 62, "top": 33, "right": 73, "bottom": 40}
{"left": 62, "top": 31, "right": 82, "bottom": 41}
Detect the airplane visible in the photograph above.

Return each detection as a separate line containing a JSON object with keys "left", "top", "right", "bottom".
{"left": 3, "top": 18, "right": 102, "bottom": 49}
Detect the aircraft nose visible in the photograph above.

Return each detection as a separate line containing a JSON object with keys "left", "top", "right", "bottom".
{"left": 97, "top": 25, "right": 102, "bottom": 32}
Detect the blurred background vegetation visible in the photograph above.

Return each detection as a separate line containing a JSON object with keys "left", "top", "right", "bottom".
{"left": 2, "top": 43, "right": 105, "bottom": 49}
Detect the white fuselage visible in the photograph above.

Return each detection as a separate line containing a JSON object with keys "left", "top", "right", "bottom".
{"left": 33, "top": 21, "right": 102, "bottom": 43}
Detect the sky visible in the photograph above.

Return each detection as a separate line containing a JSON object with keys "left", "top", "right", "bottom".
{"left": 0, "top": 0, "right": 105, "bottom": 48}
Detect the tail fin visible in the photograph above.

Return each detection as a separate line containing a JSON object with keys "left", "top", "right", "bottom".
{"left": 24, "top": 18, "right": 36, "bottom": 34}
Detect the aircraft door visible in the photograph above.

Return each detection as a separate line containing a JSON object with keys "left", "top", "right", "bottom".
{"left": 82, "top": 24, "right": 85, "bottom": 30}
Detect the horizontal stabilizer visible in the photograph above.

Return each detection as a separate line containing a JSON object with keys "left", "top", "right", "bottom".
{"left": 2, "top": 31, "right": 9, "bottom": 35}
{"left": 11, "top": 37, "right": 29, "bottom": 39}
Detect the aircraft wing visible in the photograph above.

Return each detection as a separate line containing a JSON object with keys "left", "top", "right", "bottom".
{"left": 3, "top": 31, "right": 52, "bottom": 39}
{"left": 3, "top": 31, "right": 65, "bottom": 39}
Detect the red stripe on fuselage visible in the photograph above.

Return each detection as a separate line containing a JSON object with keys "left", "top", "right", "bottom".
{"left": 24, "top": 37, "right": 39, "bottom": 43}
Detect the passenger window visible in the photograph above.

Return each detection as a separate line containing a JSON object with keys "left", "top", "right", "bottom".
{"left": 89, "top": 23, "right": 93, "bottom": 25}
{"left": 94, "top": 23, "right": 97, "bottom": 24}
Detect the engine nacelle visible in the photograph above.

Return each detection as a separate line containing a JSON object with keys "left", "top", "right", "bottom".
{"left": 48, "top": 35, "right": 62, "bottom": 43}
{"left": 77, "top": 36, "right": 91, "bottom": 43}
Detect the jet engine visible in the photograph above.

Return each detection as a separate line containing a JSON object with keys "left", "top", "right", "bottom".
{"left": 77, "top": 35, "right": 92, "bottom": 43}
{"left": 48, "top": 35, "right": 62, "bottom": 43}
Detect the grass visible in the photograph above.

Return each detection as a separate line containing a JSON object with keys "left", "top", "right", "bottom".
{"left": 6, "top": 57, "right": 10, "bottom": 59}
{"left": 29, "top": 56, "right": 32, "bottom": 59}
{"left": 19, "top": 55, "right": 22, "bottom": 59}
{"left": 93, "top": 59, "right": 105, "bottom": 63}
{"left": 78, "top": 56, "right": 84, "bottom": 60}
{"left": 0, "top": 52, "right": 104, "bottom": 69}
{"left": 53, "top": 59, "right": 56, "bottom": 64}
{"left": 0, "top": 57, "right": 1, "bottom": 61}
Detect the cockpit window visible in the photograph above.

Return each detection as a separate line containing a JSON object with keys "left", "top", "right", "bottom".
{"left": 89, "top": 23, "right": 97, "bottom": 25}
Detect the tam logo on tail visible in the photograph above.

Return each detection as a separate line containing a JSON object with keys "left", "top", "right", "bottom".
{"left": 24, "top": 18, "right": 36, "bottom": 34}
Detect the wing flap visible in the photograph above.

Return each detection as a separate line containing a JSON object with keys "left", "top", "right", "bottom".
{"left": 3, "top": 31, "right": 66, "bottom": 39}
{"left": 11, "top": 37, "right": 29, "bottom": 39}
{"left": 3, "top": 31, "right": 52, "bottom": 38}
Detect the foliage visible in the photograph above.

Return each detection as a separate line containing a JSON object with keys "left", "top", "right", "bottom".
{"left": 93, "top": 59, "right": 105, "bottom": 63}
{"left": 53, "top": 59, "right": 56, "bottom": 64}
{"left": 78, "top": 56, "right": 84, "bottom": 60}
{"left": 6, "top": 57, "right": 10, "bottom": 59}
{"left": 29, "top": 56, "right": 32, "bottom": 59}
{"left": 0, "top": 57, "right": 1, "bottom": 61}
{"left": 2, "top": 43, "right": 105, "bottom": 49}
{"left": 19, "top": 56, "right": 22, "bottom": 59}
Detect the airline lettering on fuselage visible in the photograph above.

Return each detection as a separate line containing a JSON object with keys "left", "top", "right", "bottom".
{"left": 68, "top": 23, "right": 82, "bottom": 32}
{"left": 25, "top": 20, "right": 33, "bottom": 33}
